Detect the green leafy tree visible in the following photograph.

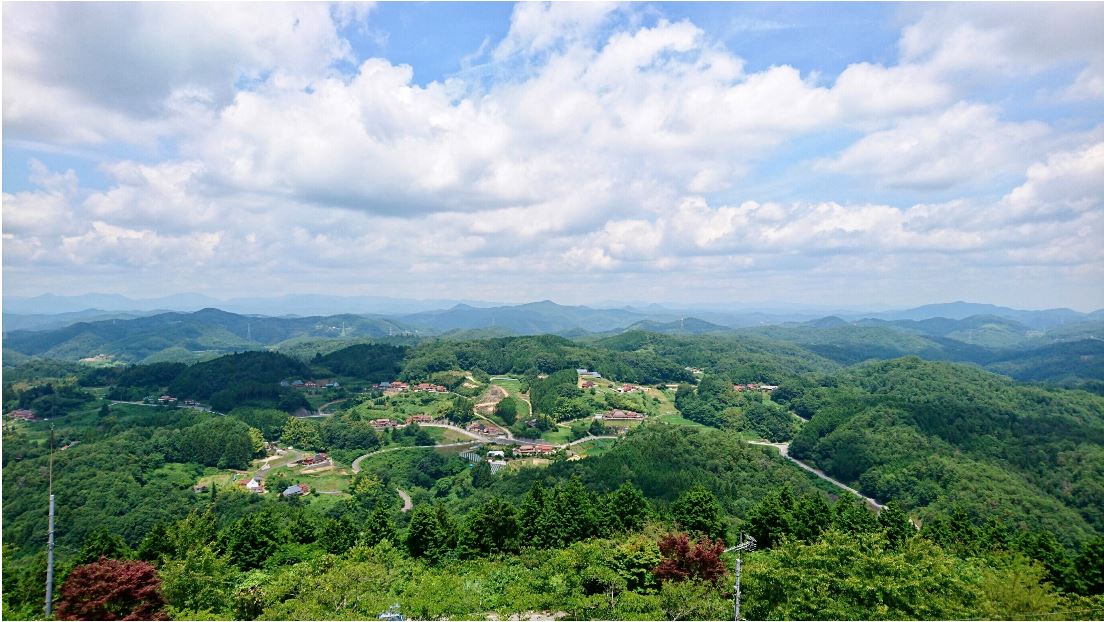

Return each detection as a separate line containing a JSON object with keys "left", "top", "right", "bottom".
{"left": 789, "top": 492, "right": 832, "bottom": 544}
{"left": 136, "top": 523, "right": 173, "bottom": 562}
{"left": 471, "top": 460, "right": 493, "bottom": 488}
{"left": 159, "top": 544, "right": 237, "bottom": 617}
{"left": 362, "top": 505, "right": 397, "bottom": 547}
{"left": 247, "top": 427, "right": 266, "bottom": 457}
{"left": 832, "top": 494, "right": 879, "bottom": 534}
{"left": 317, "top": 516, "right": 358, "bottom": 555}
{"left": 671, "top": 485, "right": 726, "bottom": 541}
{"left": 218, "top": 512, "right": 287, "bottom": 570}
{"left": 76, "top": 527, "right": 132, "bottom": 565}
{"left": 518, "top": 481, "right": 547, "bottom": 544}
{"left": 743, "top": 529, "right": 979, "bottom": 620}
{"left": 459, "top": 496, "right": 519, "bottom": 556}
{"left": 1075, "top": 535, "right": 1104, "bottom": 595}
{"left": 281, "top": 417, "right": 323, "bottom": 451}
{"left": 609, "top": 482, "right": 651, "bottom": 533}
{"left": 350, "top": 473, "right": 388, "bottom": 511}
{"left": 495, "top": 396, "right": 519, "bottom": 426}
{"left": 406, "top": 504, "right": 453, "bottom": 562}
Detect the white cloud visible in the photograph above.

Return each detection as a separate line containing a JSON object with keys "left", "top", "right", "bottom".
{"left": 819, "top": 103, "right": 1051, "bottom": 189}
{"left": 2, "top": 2, "right": 365, "bottom": 144}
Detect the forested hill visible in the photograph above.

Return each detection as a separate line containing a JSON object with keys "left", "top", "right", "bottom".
{"left": 784, "top": 357, "right": 1104, "bottom": 544}
{"left": 3, "top": 327, "right": 1104, "bottom": 619}
{"left": 2, "top": 308, "right": 414, "bottom": 364}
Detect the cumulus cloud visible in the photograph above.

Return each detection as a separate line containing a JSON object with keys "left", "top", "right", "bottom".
{"left": 819, "top": 103, "right": 1051, "bottom": 189}
{"left": 2, "top": 2, "right": 366, "bottom": 144}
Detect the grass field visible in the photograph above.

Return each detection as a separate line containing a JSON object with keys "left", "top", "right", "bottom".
{"left": 349, "top": 391, "right": 454, "bottom": 421}
{"left": 652, "top": 412, "right": 709, "bottom": 428}
{"left": 424, "top": 426, "right": 473, "bottom": 444}
{"left": 569, "top": 437, "right": 617, "bottom": 458}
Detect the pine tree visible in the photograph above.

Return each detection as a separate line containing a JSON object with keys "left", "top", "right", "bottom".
{"left": 518, "top": 481, "right": 547, "bottom": 544}
{"left": 459, "top": 496, "right": 519, "bottom": 556}
{"left": 76, "top": 527, "right": 132, "bottom": 565}
{"left": 832, "top": 494, "right": 878, "bottom": 535}
{"left": 136, "top": 523, "right": 173, "bottom": 562}
{"left": 405, "top": 504, "right": 441, "bottom": 559}
{"left": 745, "top": 489, "right": 792, "bottom": 548}
{"left": 609, "top": 482, "right": 651, "bottom": 533}
{"left": 877, "top": 501, "right": 914, "bottom": 547}
{"left": 789, "top": 493, "right": 832, "bottom": 544}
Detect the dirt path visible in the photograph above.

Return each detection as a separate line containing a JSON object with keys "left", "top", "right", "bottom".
{"left": 396, "top": 488, "right": 413, "bottom": 512}
{"left": 564, "top": 434, "right": 618, "bottom": 447}
{"left": 317, "top": 399, "right": 348, "bottom": 415}
{"left": 746, "top": 440, "right": 885, "bottom": 511}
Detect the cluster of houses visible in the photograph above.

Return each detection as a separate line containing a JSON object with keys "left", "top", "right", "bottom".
{"left": 293, "top": 452, "right": 332, "bottom": 469}
{"left": 370, "top": 418, "right": 396, "bottom": 431}
{"left": 733, "top": 383, "right": 780, "bottom": 393}
{"left": 8, "top": 409, "right": 36, "bottom": 421}
{"left": 515, "top": 444, "right": 557, "bottom": 456}
{"left": 684, "top": 366, "right": 704, "bottom": 375}
{"left": 617, "top": 384, "right": 641, "bottom": 394}
{"left": 601, "top": 409, "right": 645, "bottom": 421}
{"left": 466, "top": 420, "right": 505, "bottom": 437}
{"left": 370, "top": 381, "right": 450, "bottom": 396}
{"left": 235, "top": 475, "right": 311, "bottom": 498}
{"left": 142, "top": 395, "right": 201, "bottom": 407}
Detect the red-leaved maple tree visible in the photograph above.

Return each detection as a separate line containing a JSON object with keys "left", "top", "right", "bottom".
{"left": 55, "top": 557, "right": 167, "bottom": 620}
{"left": 653, "top": 532, "right": 729, "bottom": 584}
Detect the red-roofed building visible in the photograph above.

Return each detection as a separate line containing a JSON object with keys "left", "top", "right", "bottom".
{"left": 603, "top": 409, "right": 644, "bottom": 421}
{"left": 9, "top": 409, "right": 35, "bottom": 421}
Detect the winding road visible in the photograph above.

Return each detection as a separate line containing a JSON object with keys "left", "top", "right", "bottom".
{"left": 746, "top": 440, "right": 885, "bottom": 511}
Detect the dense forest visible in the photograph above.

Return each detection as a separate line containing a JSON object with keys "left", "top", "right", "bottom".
{"left": 3, "top": 326, "right": 1104, "bottom": 620}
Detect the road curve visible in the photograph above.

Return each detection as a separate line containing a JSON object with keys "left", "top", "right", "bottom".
{"left": 746, "top": 440, "right": 885, "bottom": 511}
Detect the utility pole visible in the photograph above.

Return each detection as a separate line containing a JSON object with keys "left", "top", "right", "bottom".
{"left": 725, "top": 534, "right": 756, "bottom": 621}
{"left": 44, "top": 425, "right": 56, "bottom": 617}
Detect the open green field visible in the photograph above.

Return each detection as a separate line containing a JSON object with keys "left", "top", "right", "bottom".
{"left": 652, "top": 412, "right": 709, "bottom": 428}
{"left": 423, "top": 426, "right": 473, "bottom": 444}
{"left": 349, "top": 391, "right": 454, "bottom": 421}
{"left": 540, "top": 426, "right": 575, "bottom": 444}
{"left": 569, "top": 437, "right": 617, "bottom": 458}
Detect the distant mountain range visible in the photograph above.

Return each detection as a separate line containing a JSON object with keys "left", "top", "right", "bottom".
{"left": 3, "top": 299, "right": 1101, "bottom": 369}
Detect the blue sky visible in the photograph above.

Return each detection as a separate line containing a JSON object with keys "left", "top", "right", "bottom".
{"left": 3, "top": 2, "right": 1103, "bottom": 310}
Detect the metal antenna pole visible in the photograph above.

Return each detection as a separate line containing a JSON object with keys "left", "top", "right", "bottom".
{"left": 725, "top": 533, "right": 756, "bottom": 622}
{"left": 45, "top": 426, "right": 56, "bottom": 616}
{"left": 734, "top": 555, "right": 742, "bottom": 621}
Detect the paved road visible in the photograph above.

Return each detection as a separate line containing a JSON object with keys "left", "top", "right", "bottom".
{"left": 746, "top": 440, "right": 885, "bottom": 511}
{"left": 396, "top": 488, "right": 413, "bottom": 512}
